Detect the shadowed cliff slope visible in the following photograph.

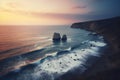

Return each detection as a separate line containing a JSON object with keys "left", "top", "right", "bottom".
{"left": 71, "top": 16, "right": 120, "bottom": 80}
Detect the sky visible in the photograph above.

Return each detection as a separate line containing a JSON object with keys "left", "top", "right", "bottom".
{"left": 0, "top": 0, "right": 120, "bottom": 25}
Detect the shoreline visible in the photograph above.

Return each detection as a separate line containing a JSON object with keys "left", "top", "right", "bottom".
{"left": 69, "top": 16, "right": 120, "bottom": 80}
{"left": 78, "top": 33, "right": 120, "bottom": 80}
{"left": 55, "top": 34, "right": 108, "bottom": 80}
{"left": 0, "top": 30, "right": 107, "bottom": 80}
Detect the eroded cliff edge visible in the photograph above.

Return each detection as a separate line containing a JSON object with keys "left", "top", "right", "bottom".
{"left": 71, "top": 16, "right": 120, "bottom": 80}
{"left": 71, "top": 16, "right": 120, "bottom": 52}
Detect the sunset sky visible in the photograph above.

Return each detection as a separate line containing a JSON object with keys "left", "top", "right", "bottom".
{"left": 0, "top": 0, "right": 120, "bottom": 25}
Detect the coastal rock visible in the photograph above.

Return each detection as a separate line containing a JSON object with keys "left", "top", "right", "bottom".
{"left": 70, "top": 16, "right": 120, "bottom": 80}
{"left": 52, "top": 32, "right": 61, "bottom": 41}
{"left": 71, "top": 16, "right": 120, "bottom": 52}
{"left": 62, "top": 35, "right": 67, "bottom": 41}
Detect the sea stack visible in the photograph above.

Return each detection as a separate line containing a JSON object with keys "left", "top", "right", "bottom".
{"left": 53, "top": 32, "right": 61, "bottom": 41}
{"left": 62, "top": 34, "right": 67, "bottom": 41}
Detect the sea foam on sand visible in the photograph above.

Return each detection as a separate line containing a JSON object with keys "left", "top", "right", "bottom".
{"left": 33, "top": 40, "right": 106, "bottom": 80}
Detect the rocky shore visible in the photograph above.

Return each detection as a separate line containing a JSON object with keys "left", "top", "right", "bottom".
{"left": 71, "top": 16, "right": 120, "bottom": 80}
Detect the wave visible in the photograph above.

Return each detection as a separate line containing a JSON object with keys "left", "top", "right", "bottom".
{"left": 0, "top": 40, "right": 107, "bottom": 80}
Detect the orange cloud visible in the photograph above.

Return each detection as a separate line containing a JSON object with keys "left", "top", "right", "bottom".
{"left": 0, "top": 0, "right": 91, "bottom": 25}
{"left": 6, "top": 2, "right": 20, "bottom": 9}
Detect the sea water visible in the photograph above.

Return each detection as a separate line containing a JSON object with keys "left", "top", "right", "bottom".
{"left": 0, "top": 25, "right": 106, "bottom": 80}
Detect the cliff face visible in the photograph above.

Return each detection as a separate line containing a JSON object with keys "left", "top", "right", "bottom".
{"left": 71, "top": 16, "right": 120, "bottom": 80}
{"left": 71, "top": 17, "right": 120, "bottom": 52}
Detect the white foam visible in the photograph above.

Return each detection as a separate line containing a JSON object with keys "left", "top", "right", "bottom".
{"left": 98, "top": 36, "right": 104, "bottom": 39}
{"left": 12, "top": 40, "right": 107, "bottom": 80}
{"left": 45, "top": 52, "right": 57, "bottom": 57}
{"left": 89, "top": 41, "right": 106, "bottom": 47}
{"left": 33, "top": 40, "right": 106, "bottom": 79}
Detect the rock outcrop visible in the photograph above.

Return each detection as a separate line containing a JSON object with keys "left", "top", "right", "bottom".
{"left": 52, "top": 32, "right": 61, "bottom": 41}
{"left": 62, "top": 35, "right": 67, "bottom": 41}
{"left": 53, "top": 33, "right": 68, "bottom": 42}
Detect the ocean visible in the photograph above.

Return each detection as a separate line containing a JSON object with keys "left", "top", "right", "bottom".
{"left": 0, "top": 25, "right": 106, "bottom": 80}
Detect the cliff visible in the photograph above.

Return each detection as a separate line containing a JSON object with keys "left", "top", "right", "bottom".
{"left": 71, "top": 16, "right": 120, "bottom": 52}
{"left": 71, "top": 16, "right": 120, "bottom": 80}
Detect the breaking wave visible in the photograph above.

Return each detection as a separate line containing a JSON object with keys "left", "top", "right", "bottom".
{"left": 0, "top": 40, "right": 106, "bottom": 80}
